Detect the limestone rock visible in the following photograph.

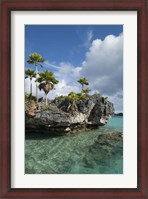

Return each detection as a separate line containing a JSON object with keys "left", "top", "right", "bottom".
{"left": 25, "top": 95, "right": 114, "bottom": 135}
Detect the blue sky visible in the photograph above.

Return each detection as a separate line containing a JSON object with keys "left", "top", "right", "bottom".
{"left": 25, "top": 25, "right": 122, "bottom": 69}
{"left": 25, "top": 25, "right": 123, "bottom": 112}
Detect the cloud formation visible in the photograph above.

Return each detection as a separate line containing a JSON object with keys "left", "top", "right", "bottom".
{"left": 80, "top": 33, "right": 123, "bottom": 95}
{"left": 79, "top": 33, "right": 123, "bottom": 112}
{"left": 25, "top": 33, "right": 123, "bottom": 112}
{"left": 83, "top": 30, "right": 93, "bottom": 48}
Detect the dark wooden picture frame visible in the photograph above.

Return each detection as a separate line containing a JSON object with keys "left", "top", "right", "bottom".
{"left": 0, "top": 0, "right": 148, "bottom": 198}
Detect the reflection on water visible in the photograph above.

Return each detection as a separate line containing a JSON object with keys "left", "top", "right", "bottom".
{"left": 25, "top": 116, "right": 123, "bottom": 174}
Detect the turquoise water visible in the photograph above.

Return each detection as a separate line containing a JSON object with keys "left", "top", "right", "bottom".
{"left": 25, "top": 116, "right": 123, "bottom": 174}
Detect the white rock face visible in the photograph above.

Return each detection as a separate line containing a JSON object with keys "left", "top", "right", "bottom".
{"left": 64, "top": 127, "right": 71, "bottom": 132}
{"left": 100, "top": 116, "right": 109, "bottom": 125}
{"left": 69, "top": 113, "right": 88, "bottom": 123}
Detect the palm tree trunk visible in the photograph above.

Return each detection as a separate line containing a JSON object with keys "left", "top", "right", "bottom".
{"left": 45, "top": 94, "right": 47, "bottom": 105}
{"left": 36, "top": 65, "right": 38, "bottom": 103}
{"left": 82, "top": 84, "right": 84, "bottom": 90}
{"left": 30, "top": 78, "right": 32, "bottom": 96}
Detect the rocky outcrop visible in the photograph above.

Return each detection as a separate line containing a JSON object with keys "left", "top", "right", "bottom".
{"left": 25, "top": 95, "right": 114, "bottom": 135}
{"left": 114, "top": 113, "right": 123, "bottom": 116}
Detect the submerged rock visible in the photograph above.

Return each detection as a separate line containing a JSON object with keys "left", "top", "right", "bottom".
{"left": 25, "top": 95, "right": 114, "bottom": 135}
{"left": 83, "top": 131, "right": 123, "bottom": 173}
{"left": 92, "top": 131, "right": 123, "bottom": 154}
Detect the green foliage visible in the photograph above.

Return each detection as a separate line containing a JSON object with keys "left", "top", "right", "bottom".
{"left": 25, "top": 93, "right": 36, "bottom": 102}
{"left": 66, "top": 91, "right": 89, "bottom": 102}
{"left": 77, "top": 77, "right": 89, "bottom": 88}
{"left": 76, "top": 92, "right": 86, "bottom": 100}
{"left": 55, "top": 95, "right": 65, "bottom": 100}
{"left": 25, "top": 69, "right": 36, "bottom": 79}
{"left": 36, "top": 70, "right": 59, "bottom": 105}
{"left": 27, "top": 53, "right": 45, "bottom": 103}
{"left": 43, "top": 105, "right": 50, "bottom": 110}
{"left": 67, "top": 92, "right": 78, "bottom": 102}
{"left": 25, "top": 93, "right": 30, "bottom": 100}
{"left": 37, "top": 70, "right": 59, "bottom": 84}
{"left": 27, "top": 53, "right": 45, "bottom": 66}
{"left": 82, "top": 88, "right": 91, "bottom": 94}
{"left": 92, "top": 92, "right": 101, "bottom": 99}
{"left": 55, "top": 92, "right": 87, "bottom": 102}
{"left": 68, "top": 92, "right": 76, "bottom": 96}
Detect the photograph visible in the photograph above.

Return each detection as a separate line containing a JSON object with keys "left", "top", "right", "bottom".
{"left": 1, "top": 0, "right": 148, "bottom": 197}
{"left": 25, "top": 25, "right": 123, "bottom": 174}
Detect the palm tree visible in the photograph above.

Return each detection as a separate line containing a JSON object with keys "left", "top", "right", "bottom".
{"left": 25, "top": 69, "right": 35, "bottom": 95}
{"left": 82, "top": 88, "right": 91, "bottom": 95}
{"left": 67, "top": 92, "right": 79, "bottom": 114}
{"left": 37, "top": 70, "right": 59, "bottom": 105}
{"left": 27, "top": 53, "right": 45, "bottom": 102}
{"left": 78, "top": 77, "right": 89, "bottom": 89}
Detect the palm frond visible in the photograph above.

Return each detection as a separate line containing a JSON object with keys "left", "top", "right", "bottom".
{"left": 27, "top": 53, "right": 45, "bottom": 65}
{"left": 39, "top": 64, "right": 44, "bottom": 68}
{"left": 78, "top": 77, "right": 89, "bottom": 86}
{"left": 38, "top": 70, "right": 59, "bottom": 84}
{"left": 25, "top": 69, "right": 35, "bottom": 77}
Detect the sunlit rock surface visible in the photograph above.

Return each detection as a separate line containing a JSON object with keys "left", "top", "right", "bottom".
{"left": 25, "top": 95, "right": 114, "bottom": 135}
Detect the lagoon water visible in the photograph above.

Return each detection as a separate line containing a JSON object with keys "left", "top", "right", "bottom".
{"left": 25, "top": 116, "right": 123, "bottom": 174}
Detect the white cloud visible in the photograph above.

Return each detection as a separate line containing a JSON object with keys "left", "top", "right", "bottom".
{"left": 44, "top": 60, "right": 60, "bottom": 69}
{"left": 49, "top": 79, "right": 80, "bottom": 99}
{"left": 83, "top": 30, "right": 93, "bottom": 48}
{"left": 108, "top": 91, "right": 123, "bottom": 113}
{"left": 80, "top": 33, "right": 123, "bottom": 112}
{"left": 25, "top": 33, "right": 123, "bottom": 112}
{"left": 87, "top": 30, "right": 93, "bottom": 43}
{"left": 25, "top": 78, "right": 80, "bottom": 100}
{"left": 54, "top": 62, "right": 82, "bottom": 87}
{"left": 25, "top": 78, "right": 45, "bottom": 98}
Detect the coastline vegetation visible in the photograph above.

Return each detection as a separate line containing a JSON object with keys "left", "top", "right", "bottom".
{"left": 25, "top": 52, "right": 107, "bottom": 106}
{"left": 27, "top": 53, "right": 45, "bottom": 103}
